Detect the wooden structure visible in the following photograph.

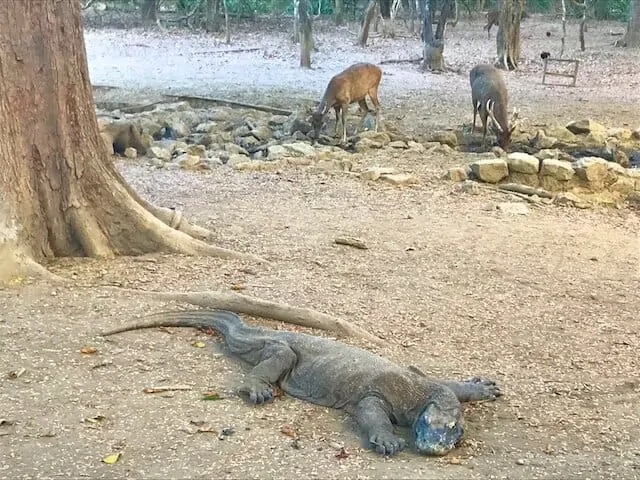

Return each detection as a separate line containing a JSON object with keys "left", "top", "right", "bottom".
{"left": 542, "top": 57, "right": 580, "bottom": 87}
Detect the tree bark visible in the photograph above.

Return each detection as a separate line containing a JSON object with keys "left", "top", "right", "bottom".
{"left": 623, "top": 0, "right": 640, "bottom": 47}
{"left": 334, "top": 0, "right": 344, "bottom": 24}
{"left": 0, "top": 0, "right": 264, "bottom": 284}
{"left": 299, "top": 0, "right": 313, "bottom": 68}
{"left": 495, "top": 0, "right": 523, "bottom": 70}
{"left": 421, "top": 0, "right": 446, "bottom": 71}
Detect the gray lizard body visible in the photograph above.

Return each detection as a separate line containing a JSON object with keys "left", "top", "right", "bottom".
{"left": 102, "top": 310, "right": 502, "bottom": 456}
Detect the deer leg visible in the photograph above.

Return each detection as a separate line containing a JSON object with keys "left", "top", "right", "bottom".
{"left": 369, "top": 88, "right": 381, "bottom": 133}
{"left": 333, "top": 106, "right": 341, "bottom": 137}
{"left": 355, "top": 99, "right": 370, "bottom": 134}
{"left": 472, "top": 101, "right": 478, "bottom": 134}
{"left": 341, "top": 104, "right": 348, "bottom": 144}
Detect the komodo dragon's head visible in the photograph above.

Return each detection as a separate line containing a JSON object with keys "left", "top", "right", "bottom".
{"left": 413, "top": 401, "right": 464, "bottom": 456}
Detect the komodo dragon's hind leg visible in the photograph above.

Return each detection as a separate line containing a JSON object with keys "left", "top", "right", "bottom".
{"left": 237, "top": 341, "right": 297, "bottom": 404}
{"left": 435, "top": 377, "right": 502, "bottom": 403}
{"left": 407, "top": 366, "right": 501, "bottom": 403}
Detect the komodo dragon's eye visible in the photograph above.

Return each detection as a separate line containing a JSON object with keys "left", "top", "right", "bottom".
{"left": 413, "top": 403, "right": 464, "bottom": 456}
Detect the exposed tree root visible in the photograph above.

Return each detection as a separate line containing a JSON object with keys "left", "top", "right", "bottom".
{"left": 0, "top": 245, "right": 66, "bottom": 284}
{"left": 108, "top": 287, "right": 384, "bottom": 345}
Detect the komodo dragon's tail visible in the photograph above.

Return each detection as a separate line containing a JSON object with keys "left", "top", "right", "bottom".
{"left": 100, "top": 309, "right": 246, "bottom": 338}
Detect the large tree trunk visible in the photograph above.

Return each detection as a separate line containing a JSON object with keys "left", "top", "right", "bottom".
{"left": 623, "top": 0, "right": 640, "bottom": 47}
{"left": 421, "top": 0, "right": 446, "bottom": 71}
{"left": 0, "top": 0, "right": 263, "bottom": 283}
{"left": 496, "top": 0, "right": 523, "bottom": 70}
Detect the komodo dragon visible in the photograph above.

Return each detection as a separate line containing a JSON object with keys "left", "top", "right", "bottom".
{"left": 102, "top": 309, "right": 502, "bottom": 457}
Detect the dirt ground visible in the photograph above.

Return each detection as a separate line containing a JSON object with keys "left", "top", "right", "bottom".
{"left": 1, "top": 14, "right": 640, "bottom": 480}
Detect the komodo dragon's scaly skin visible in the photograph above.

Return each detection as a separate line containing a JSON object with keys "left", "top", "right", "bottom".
{"left": 102, "top": 310, "right": 502, "bottom": 456}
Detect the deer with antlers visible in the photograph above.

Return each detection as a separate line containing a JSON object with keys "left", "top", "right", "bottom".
{"left": 469, "top": 63, "right": 519, "bottom": 149}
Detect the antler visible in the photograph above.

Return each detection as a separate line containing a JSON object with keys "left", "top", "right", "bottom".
{"left": 485, "top": 99, "right": 504, "bottom": 133}
{"left": 509, "top": 107, "right": 520, "bottom": 132}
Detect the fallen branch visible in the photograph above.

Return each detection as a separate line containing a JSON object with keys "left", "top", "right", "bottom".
{"left": 498, "top": 183, "right": 554, "bottom": 199}
{"left": 192, "top": 48, "right": 261, "bottom": 54}
{"left": 164, "top": 94, "right": 293, "bottom": 116}
{"left": 107, "top": 287, "right": 384, "bottom": 345}
{"left": 334, "top": 236, "right": 369, "bottom": 249}
{"left": 379, "top": 57, "right": 423, "bottom": 64}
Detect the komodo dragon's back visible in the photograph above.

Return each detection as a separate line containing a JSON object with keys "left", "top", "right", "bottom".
{"left": 102, "top": 309, "right": 502, "bottom": 457}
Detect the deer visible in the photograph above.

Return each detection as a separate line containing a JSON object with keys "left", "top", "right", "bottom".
{"left": 310, "top": 63, "right": 382, "bottom": 144}
{"left": 469, "top": 63, "right": 519, "bottom": 149}
{"left": 484, "top": 9, "right": 499, "bottom": 39}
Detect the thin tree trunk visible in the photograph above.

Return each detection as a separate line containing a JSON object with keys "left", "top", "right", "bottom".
{"left": 579, "top": 0, "right": 587, "bottom": 51}
{"left": 140, "top": 0, "right": 158, "bottom": 23}
{"left": 559, "top": 0, "right": 566, "bottom": 57}
{"left": 299, "top": 0, "right": 313, "bottom": 68}
{"left": 357, "top": 0, "right": 378, "bottom": 46}
{"left": 0, "top": 0, "right": 263, "bottom": 284}
{"left": 334, "top": 0, "right": 344, "bottom": 24}
{"left": 293, "top": 0, "right": 300, "bottom": 43}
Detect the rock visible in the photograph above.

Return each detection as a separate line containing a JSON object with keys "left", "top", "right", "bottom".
{"left": 177, "top": 153, "right": 209, "bottom": 170}
{"left": 496, "top": 202, "right": 529, "bottom": 215}
{"left": 233, "top": 160, "right": 281, "bottom": 172}
{"left": 286, "top": 116, "right": 313, "bottom": 136}
{"left": 545, "top": 125, "right": 578, "bottom": 143}
{"left": 237, "top": 136, "right": 261, "bottom": 150}
{"left": 554, "top": 192, "right": 585, "bottom": 207}
{"left": 284, "top": 142, "right": 315, "bottom": 157}
{"left": 124, "top": 147, "right": 138, "bottom": 158}
{"left": 209, "top": 108, "right": 234, "bottom": 122}
{"left": 629, "top": 151, "right": 640, "bottom": 169}
{"left": 360, "top": 167, "right": 398, "bottom": 181}
{"left": 388, "top": 140, "right": 408, "bottom": 149}
{"left": 267, "top": 144, "right": 288, "bottom": 160}
{"left": 609, "top": 177, "right": 635, "bottom": 195}
{"left": 446, "top": 166, "right": 469, "bottom": 182}
{"left": 251, "top": 126, "right": 273, "bottom": 142}
{"left": 195, "top": 121, "right": 216, "bottom": 134}
{"left": 607, "top": 161, "right": 626, "bottom": 175}
{"left": 268, "top": 115, "right": 289, "bottom": 126}
{"left": 534, "top": 149, "right": 559, "bottom": 161}
{"left": 454, "top": 180, "right": 481, "bottom": 195}
{"left": 615, "top": 149, "right": 630, "bottom": 167}
{"left": 491, "top": 146, "right": 506, "bottom": 157}
{"left": 507, "top": 172, "right": 539, "bottom": 187}
{"left": 225, "top": 143, "right": 249, "bottom": 156}
{"left": 148, "top": 146, "right": 171, "bottom": 161}
{"left": 100, "top": 132, "right": 114, "bottom": 156}
{"left": 540, "top": 159, "right": 575, "bottom": 181}
{"left": 507, "top": 152, "right": 540, "bottom": 174}
{"left": 357, "top": 131, "right": 391, "bottom": 144}
{"left": 407, "top": 141, "right": 425, "bottom": 153}
{"left": 566, "top": 119, "right": 607, "bottom": 136}
{"left": 354, "top": 137, "right": 384, "bottom": 152}
{"left": 233, "top": 125, "right": 252, "bottom": 137}
{"left": 380, "top": 173, "right": 420, "bottom": 186}
{"left": 632, "top": 128, "right": 640, "bottom": 141}
{"left": 227, "top": 153, "right": 253, "bottom": 166}
{"left": 428, "top": 130, "right": 458, "bottom": 148}
{"left": 187, "top": 144, "right": 207, "bottom": 158}
{"left": 470, "top": 159, "right": 508, "bottom": 183}
{"left": 607, "top": 127, "right": 632, "bottom": 141}
{"left": 572, "top": 156, "right": 609, "bottom": 183}
{"left": 533, "top": 130, "right": 558, "bottom": 150}
{"left": 99, "top": 120, "right": 149, "bottom": 156}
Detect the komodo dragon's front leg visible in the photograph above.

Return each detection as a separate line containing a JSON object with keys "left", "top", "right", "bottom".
{"left": 237, "top": 341, "right": 297, "bottom": 404}
{"left": 407, "top": 366, "right": 501, "bottom": 403}
{"left": 353, "top": 396, "right": 407, "bottom": 456}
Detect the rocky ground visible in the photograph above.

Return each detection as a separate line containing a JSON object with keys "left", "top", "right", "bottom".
{"left": 1, "top": 13, "right": 640, "bottom": 480}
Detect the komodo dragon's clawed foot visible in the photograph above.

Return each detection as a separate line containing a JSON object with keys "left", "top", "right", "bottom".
{"left": 239, "top": 380, "right": 275, "bottom": 404}
{"left": 369, "top": 431, "right": 407, "bottom": 456}
{"left": 463, "top": 376, "right": 502, "bottom": 401}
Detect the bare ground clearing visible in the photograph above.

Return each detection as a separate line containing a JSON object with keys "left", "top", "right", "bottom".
{"left": 1, "top": 15, "right": 640, "bottom": 480}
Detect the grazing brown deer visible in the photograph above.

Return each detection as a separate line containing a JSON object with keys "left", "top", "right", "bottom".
{"left": 311, "top": 63, "right": 382, "bottom": 144}
{"left": 469, "top": 63, "right": 519, "bottom": 148}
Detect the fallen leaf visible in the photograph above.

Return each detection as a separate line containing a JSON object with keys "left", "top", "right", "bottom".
{"left": 8, "top": 276, "right": 25, "bottom": 285}
{"left": 230, "top": 284, "right": 245, "bottom": 291}
{"left": 280, "top": 425, "right": 297, "bottom": 438}
{"left": 335, "top": 447, "right": 350, "bottom": 459}
{"left": 83, "top": 415, "right": 105, "bottom": 424}
{"left": 202, "top": 391, "right": 224, "bottom": 401}
{"left": 446, "top": 456, "right": 462, "bottom": 465}
{"left": 7, "top": 368, "right": 26, "bottom": 379}
{"left": 101, "top": 452, "right": 121, "bottom": 464}
{"left": 272, "top": 385, "right": 285, "bottom": 398}
{"left": 80, "top": 346, "right": 97, "bottom": 354}
{"left": 191, "top": 341, "right": 206, "bottom": 348}
{"left": 197, "top": 425, "right": 218, "bottom": 433}
{"left": 143, "top": 385, "right": 192, "bottom": 394}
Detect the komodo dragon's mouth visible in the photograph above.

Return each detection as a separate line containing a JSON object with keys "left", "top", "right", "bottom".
{"left": 413, "top": 402, "right": 464, "bottom": 456}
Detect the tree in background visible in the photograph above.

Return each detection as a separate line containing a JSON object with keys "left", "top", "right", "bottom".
{"left": 0, "top": 0, "right": 262, "bottom": 283}
{"left": 623, "top": 0, "right": 640, "bottom": 46}
{"left": 495, "top": 0, "right": 524, "bottom": 69}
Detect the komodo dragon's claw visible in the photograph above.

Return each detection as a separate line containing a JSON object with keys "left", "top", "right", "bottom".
{"left": 369, "top": 432, "right": 407, "bottom": 456}
{"left": 465, "top": 376, "right": 502, "bottom": 399}
{"left": 239, "top": 381, "right": 275, "bottom": 404}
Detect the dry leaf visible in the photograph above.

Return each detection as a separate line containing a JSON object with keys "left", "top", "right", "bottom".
{"left": 272, "top": 385, "right": 285, "bottom": 398}
{"left": 230, "top": 284, "right": 245, "bottom": 291}
{"left": 280, "top": 425, "right": 297, "bottom": 438}
{"left": 143, "top": 385, "right": 192, "bottom": 394}
{"left": 335, "top": 447, "right": 350, "bottom": 459}
{"left": 7, "top": 368, "right": 26, "bottom": 379}
{"left": 197, "top": 425, "right": 218, "bottom": 433}
{"left": 101, "top": 452, "right": 121, "bottom": 464}
{"left": 80, "top": 346, "right": 97, "bottom": 354}
{"left": 191, "top": 341, "right": 206, "bottom": 348}
{"left": 201, "top": 391, "right": 223, "bottom": 401}
{"left": 446, "top": 456, "right": 462, "bottom": 465}
{"left": 83, "top": 415, "right": 105, "bottom": 424}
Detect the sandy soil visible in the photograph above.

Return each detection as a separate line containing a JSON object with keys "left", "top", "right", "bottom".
{"left": 1, "top": 14, "right": 640, "bottom": 480}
